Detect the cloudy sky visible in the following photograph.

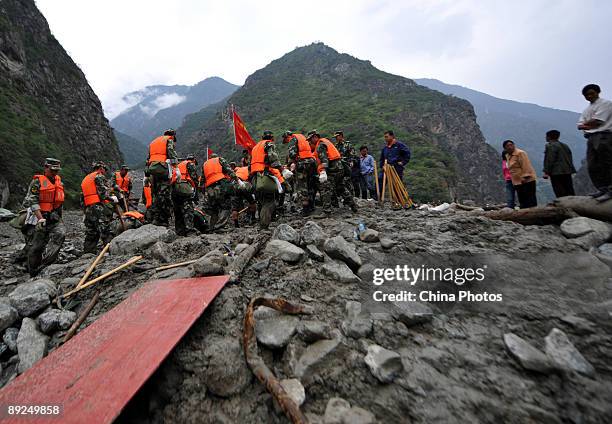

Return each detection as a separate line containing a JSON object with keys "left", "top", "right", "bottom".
{"left": 36, "top": 0, "right": 612, "bottom": 119}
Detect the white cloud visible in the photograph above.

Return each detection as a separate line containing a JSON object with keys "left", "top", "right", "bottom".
{"left": 138, "top": 92, "right": 186, "bottom": 117}
{"left": 35, "top": 0, "right": 612, "bottom": 115}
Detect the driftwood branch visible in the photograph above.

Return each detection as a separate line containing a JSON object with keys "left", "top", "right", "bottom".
{"left": 553, "top": 196, "right": 612, "bottom": 222}
{"left": 155, "top": 259, "right": 198, "bottom": 272}
{"left": 484, "top": 206, "right": 577, "bottom": 225}
{"left": 62, "top": 291, "right": 100, "bottom": 344}
{"left": 227, "top": 234, "right": 270, "bottom": 283}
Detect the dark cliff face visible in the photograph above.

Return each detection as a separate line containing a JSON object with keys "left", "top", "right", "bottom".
{"left": 0, "top": 0, "right": 122, "bottom": 206}
{"left": 180, "top": 43, "right": 504, "bottom": 204}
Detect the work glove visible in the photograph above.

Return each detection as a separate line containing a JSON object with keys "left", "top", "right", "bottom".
{"left": 110, "top": 195, "right": 119, "bottom": 204}
{"left": 282, "top": 169, "right": 293, "bottom": 180}
{"left": 319, "top": 171, "right": 328, "bottom": 183}
{"left": 36, "top": 218, "right": 47, "bottom": 229}
{"left": 238, "top": 179, "right": 246, "bottom": 188}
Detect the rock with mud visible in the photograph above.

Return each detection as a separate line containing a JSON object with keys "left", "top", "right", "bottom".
{"left": 109, "top": 224, "right": 176, "bottom": 255}
{"left": 273, "top": 224, "right": 300, "bottom": 245}
{"left": 293, "top": 337, "right": 341, "bottom": 380}
{"left": 17, "top": 318, "right": 49, "bottom": 373}
{"left": 0, "top": 303, "right": 18, "bottom": 332}
{"left": 391, "top": 301, "right": 433, "bottom": 326}
{"left": 191, "top": 258, "right": 224, "bottom": 277}
{"left": 264, "top": 240, "right": 305, "bottom": 263}
{"left": 321, "top": 260, "right": 360, "bottom": 283}
{"left": 324, "top": 397, "right": 351, "bottom": 424}
{"left": 323, "top": 236, "right": 362, "bottom": 270}
{"left": 359, "top": 229, "right": 380, "bottom": 243}
{"left": 341, "top": 301, "right": 372, "bottom": 339}
{"left": 147, "top": 241, "right": 171, "bottom": 263}
{"left": 544, "top": 328, "right": 595, "bottom": 376}
{"left": 364, "top": 344, "right": 403, "bottom": 383}
{"left": 504, "top": 333, "right": 553, "bottom": 373}
{"left": 300, "top": 221, "right": 327, "bottom": 246}
{"left": 37, "top": 309, "right": 77, "bottom": 334}
{"left": 305, "top": 244, "right": 325, "bottom": 262}
{"left": 379, "top": 238, "right": 396, "bottom": 250}
{"left": 3, "top": 327, "right": 19, "bottom": 352}
{"left": 297, "top": 321, "right": 331, "bottom": 342}
{"left": 254, "top": 306, "right": 299, "bottom": 349}
{"left": 9, "top": 279, "right": 56, "bottom": 317}
{"left": 202, "top": 336, "right": 252, "bottom": 397}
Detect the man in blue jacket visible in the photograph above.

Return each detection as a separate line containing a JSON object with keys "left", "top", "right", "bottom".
{"left": 379, "top": 130, "right": 411, "bottom": 185}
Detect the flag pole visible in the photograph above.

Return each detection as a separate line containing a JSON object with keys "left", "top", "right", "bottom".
{"left": 206, "top": 144, "right": 209, "bottom": 161}
{"left": 231, "top": 104, "right": 237, "bottom": 149}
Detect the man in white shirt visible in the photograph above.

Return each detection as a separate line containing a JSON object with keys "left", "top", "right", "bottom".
{"left": 578, "top": 84, "right": 612, "bottom": 202}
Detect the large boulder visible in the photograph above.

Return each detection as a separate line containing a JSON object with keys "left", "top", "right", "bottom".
{"left": 273, "top": 224, "right": 300, "bottom": 245}
{"left": 9, "top": 279, "right": 56, "bottom": 317}
{"left": 202, "top": 336, "right": 252, "bottom": 397}
{"left": 300, "top": 221, "right": 327, "bottom": 246}
{"left": 17, "top": 318, "right": 49, "bottom": 373}
{"left": 504, "top": 333, "right": 554, "bottom": 373}
{"left": 38, "top": 309, "right": 77, "bottom": 334}
{"left": 265, "top": 240, "right": 305, "bottom": 263}
{"left": 0, "top": 303, "right": 18, "bottom": 332}
{"left": 254, "top": 306, "right": 299, "bottom": 349}
{"left": 109, "top": 224, "right": 176, "bottom": 255}
{"left": 560, "top": 217, "right": 612, "bottom": 249}
{"left": 323, "top": 236, "right": 362, "bottom": 270}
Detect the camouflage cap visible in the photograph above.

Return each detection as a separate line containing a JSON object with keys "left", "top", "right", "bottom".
{"left": 44, "top": 158, "right": 61, "bottom": 170}
{"left": 306, "top": 130, "right": 319, "bottom": 140}
{"left": 120, "top": 164, "right": 130, "bottom": 170}
{"left": 333, "top": 131, "right": 344, "bottom": 137}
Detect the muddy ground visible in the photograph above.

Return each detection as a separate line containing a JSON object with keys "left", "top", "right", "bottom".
{"left": 1, "top": 200, "right": 611, "bottom": 423}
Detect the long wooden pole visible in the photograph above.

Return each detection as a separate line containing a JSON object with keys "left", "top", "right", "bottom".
{"left": 154, "top": 259, "right": 198, "bottom": 272}
{"left": 115, "top": 204, "right": 126, "bottom": 231}
{"left": 373, "top": 160, "right": 380, "bottom": 201}
{"left": 380, "top": 160, "right": 388, "bottom": 205}
{"left": 62, "top": 255, "right": 142, "bottom": 298}
{"left": 61, "top": 291, "right": 100, "bottom": 344}
{"left": 76, "top": 243, "right": 110, "bottom": 289}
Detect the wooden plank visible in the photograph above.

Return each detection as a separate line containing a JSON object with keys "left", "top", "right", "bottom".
{"left": 0, "top": 276, "right": 229, "bottom": 424}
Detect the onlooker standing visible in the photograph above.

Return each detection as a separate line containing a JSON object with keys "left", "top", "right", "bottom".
{"left": 542, "top": 130, "right": 576, "bottom": 198}
{"left": 359, "top": 146, "right": 377, "bottom": 200}
{"left": 350, "top": 155, "right": 362, "bottom": 197}
{"left": 503, "top": 140, "right": 537, "bottom": 208}
{"left": 501, "top": 152, "right": 516, "bottom": 208}
{"left": 379, "top": 130, "right": 411, "bottom": 186}
{"left": 577, "top": 84, "right": 612, "bottom": 202}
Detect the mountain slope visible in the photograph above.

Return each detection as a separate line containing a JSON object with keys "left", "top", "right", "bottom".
{"left": 180, "top": 43, "right": 504, "bottom": 203}
{"left": 111, "top": 77, "right": 238, "bottom": 143}
{"left": 415, "top": 78, "right": 585, "bottom": 169}
{"left": 114, "top": 130, "right": 146, "bottom": 168}
{"left": 0, "top": 0, "right": 122, "bottom": 206}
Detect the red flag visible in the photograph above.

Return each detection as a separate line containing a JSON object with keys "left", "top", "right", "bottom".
{"left": 233, "top": 109, "right": 256, "bottom": 152}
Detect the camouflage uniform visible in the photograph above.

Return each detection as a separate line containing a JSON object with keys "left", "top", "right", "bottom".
{"left": 147, "top": 138, "right": 178, "bottom": 226}
{"left": 253, "top": 141, "right": 282, "bottom": 229}
{"left": 172, "top": 160, "right": 198, "bottom": 236}
{"left": 334, "top": 139, "right": 358, "bottom": 202}
{"left": 83, "top": 172, "right": 115, "bottom": 254}
{"left": 231, "top": 179, "right": 256, "bottom": 226}
{"left": 287, "top": 136, "right": 317, "bottom": 213}
{"left": 15, "top": 177, "right": 66, "bottom": 277}
{"left": 111, "top": 170, "right": 132, "bottom": 211}
{"left": 201, "top": 157, "right": 236, "bottom": 231}
{"left": 316, "top": 142, "right": 357, "bottom": 214}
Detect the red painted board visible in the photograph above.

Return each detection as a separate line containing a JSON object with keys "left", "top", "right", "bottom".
{"left": 0, "top": 276, "right": 229, "bottom": 424}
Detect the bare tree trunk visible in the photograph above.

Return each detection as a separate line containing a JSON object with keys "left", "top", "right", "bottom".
{"left": 553, "top": 196, "right": 612, "bottom": 222}
{"left": 484, "top": 206, "right": 577, "bottom": 225}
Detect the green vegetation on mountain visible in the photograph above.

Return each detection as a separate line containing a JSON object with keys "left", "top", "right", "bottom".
{"left": 114, "top": 130, "right": 147, "bottom": 168}
{"left": 180, "top": 43, "right": 503, "bottom": 203}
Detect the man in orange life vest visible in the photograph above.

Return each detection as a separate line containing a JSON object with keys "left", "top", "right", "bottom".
{"left": 173, "top": 154, "right": 199, "bottom": 235}
{"left": 201, "top": 153, "right": 239, "bottom": 231}
{"left": 141, "top": 175, "right": 153, "bottom": 221}
{"left": 111, "top": 165, "right": 132, "bottom": 211}
{"left": 15, "top": 158, "right": 66, "bottom": 277}
{"left": 146, "top": 129, "right": 178, "bottom": 226}
{"left": 81, "top": 161, "right": 119, "bottom": 254}
{"left": 308, "top": 130, "right": 358, "bottom": 215}
{"left": 250, "top": 130, "right": 283, "bottom": 229}
{"left": 283, "top": 130, "right": 317, "bottom": 215}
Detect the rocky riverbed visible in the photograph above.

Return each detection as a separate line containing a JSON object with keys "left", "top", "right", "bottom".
{"left": 0, "top": 200, "right": 611, "bottom": 423}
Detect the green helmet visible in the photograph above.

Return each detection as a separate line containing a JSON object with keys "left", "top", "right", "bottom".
{"left": 44, "top": 158, "right": 61, "bottom": 170}
{"left": 262, "top": 130, "right": 274, "bottom": 140}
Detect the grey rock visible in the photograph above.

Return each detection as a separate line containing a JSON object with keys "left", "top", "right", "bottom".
{"left": 0, "top": 208, "right": 16, "bottom": 221}
{"left": 0, "top": 303, "right": 18, "bottom": 332}
{"left": 560, "top": 315, "right": 596, "bottom": 334}
{"left": 156, "top": 266, "right": 193, "bottom": 280}
{"left": 599, "top": 243, "right": 612, "bottom": 256}
{"left": 301, "top": 221, "right": 327, "bottom": 246}
{"left": 37, "top": 309, "right": 77, "bottom": 334}
{"left": 202, "top": 336, "right": 252, "bottom": 397}
{"left": 392, "top": 301, "right": 433, "bottom": 326}
{"left": 234, "top": 243, "right": 250, "bottom": 255}
{"left": 9, "top": 280, "right": 56, "bottom": 317}
{"left": 0, "top": 342, "right": 7, "bottom": 357}
{"left": 560, "top": 217, "right": 612, "bottom": 239}
{"left": 201, "top": 249, "right": 227, "bottom": 267}
{"left": 344, "top": 407, "right": 376, "bottom": 424}
{"left": 265, "top": 240, "right": 305, "bottom": 263}
{"left": 341, "top": 317, "right": 372, "bottom": 339}
{"left": 324, "top": 397, "right": 351, "bottom": 424}
{"left": 297, "top": 321, "right": 331, "bottom": 342}
{"left": 273, "top": 224, "right": 300, "bottom": 245}
{"left": 321, "top": 260, "right": 361, "bottom": 284}
{"left": 251, "top": 259, "right": 270, "bottom": 272}
{"left": 254, "top": 306, "right": 299, "bottom": 348}
{"left": 148, "top": 241, "right": 171, "bottom": 263}
{"left": 359, "top": 229, "right": 380, "bottom": 243}
{"left": 545, "top": 328, "right": 595, "bottom": 376}
{"left": 379, "top": 238, "right": 396, "bottom": 249}
{"left": 3, "top": 327, "right": 19, "bottom": 352}
{"left": 323, "top": 236, "right": 362, "bottom": 270}
{"left": 294, "top": 338, "right": 340, "bottom": 379}
{"left": 17, "top": 318, "right": 49, "bottom": 373}
{"left": 109, "top": 224, "right": 176, "bottom": 255}
{"left": 191, "top": 258, "right": 224, "bottom": 277}
{"left": 503, "top": 333, "right": 554, "bottom": 373}
{"left": 306, "top": 244, "right": 325, "bottom": 262}
{"left": 274, "top": 378, "right": 306, "bottom": 413}
{"left": 364, "top": 344, "right": 403, "bottom": 383}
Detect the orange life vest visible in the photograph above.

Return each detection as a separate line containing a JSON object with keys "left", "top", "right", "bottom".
{"left": 203, "top": 157, "right": 229, "bottom": 187}
{"left": 114, "top": 171, "right": 131, "bottom": 193}
{"left": 123, "top": 210, "right": 144, "bottom": 222}
{"left": 178, "top": 160, "right": 196, "bottom": 187}
{"left": 148, "top": 135, "right": 170, "bottom": 163}
{"left": 250, "top": 140, "right": 271, "bottom": 174}
{"left": 314, "top": 138, "right": 341, "bottom": 172}
{"left": 34, "top": 175, "right": 64, "bottom": 212}
{"left": 270, "top": 168, "right": 285, "bottom": 184}
{"left": 293, "top": 134, "right": 314, "bottom": 160}
{"left": 81, "top": 171, "right": 107, "bottom": 206}
{"left": 143, "top": 186, "right": 152, "bottom": 208}
{"left": 235, "top": 166, "right": 250, "bottom": 181}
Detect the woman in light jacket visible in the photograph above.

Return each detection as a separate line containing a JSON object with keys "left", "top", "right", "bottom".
{"left": 503, "top": 140, "right": 537, "bottom": 209}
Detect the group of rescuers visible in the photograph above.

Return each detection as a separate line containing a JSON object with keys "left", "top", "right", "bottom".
{"left": 16, "top": 128, "right": 413, "bottom": 277}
